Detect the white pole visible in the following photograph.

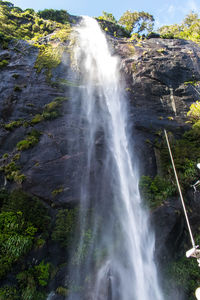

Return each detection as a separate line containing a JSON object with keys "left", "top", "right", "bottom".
{"left": 164, "top": 130, "right": 196, "bottom": 248}
{"left": 196, "top": 287, "right": 200, "bottom": 299}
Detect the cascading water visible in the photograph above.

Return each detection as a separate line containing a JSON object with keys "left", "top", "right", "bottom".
{"left": 65, "top": 16, "right": 164, "bottom": 300}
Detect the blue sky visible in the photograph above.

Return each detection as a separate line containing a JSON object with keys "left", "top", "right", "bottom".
{"left": 11, "top": 0, "right": 200, "bottom": 28}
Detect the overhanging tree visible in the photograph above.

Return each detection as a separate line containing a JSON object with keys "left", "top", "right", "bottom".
{"left": 118, "top": 10, "right": 154, "bottom": 35}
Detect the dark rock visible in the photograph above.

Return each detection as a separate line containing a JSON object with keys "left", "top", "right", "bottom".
{"left": 0, "top": 29, "right": 200, "bottom": 297}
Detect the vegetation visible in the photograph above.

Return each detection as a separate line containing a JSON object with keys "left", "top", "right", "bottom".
{"left": 37, "top": 9, "right": 69, "bottom": 24}
{"left": 159, "top": 12, "right": 200, "bottom": 43}
{"left": 155, "top": 128, "right": 200, "bottom": 191}
{"left": 4, "top": 119, "right": 24, "bottom": 130}
{"left": 0, "top": 1, "right": 67, "bottom": 41}
{"left": 16, "top": 261, "right": 50, "bottom": 300}
{"left": 0, "top": 189, "right": 50, "bottom": 299}
{"left": 16, "top": 129, "right": 41, "bottom": 151}
{"left": 165, "top": 234, "right": 200, "bottom": 300}
{"left": 187, "top": 100, "right": 200, "bottom": 123}
{"left": 2, "top": 160, "right": 25, "bottom": 184}
{"left": 139, "top": 175, "right": 175, "bottom": 208}
{"left": 0, "top": 59, "right": 9, "bottom": 68}
{"left": 119, "top": 11, "right": 154, "bottom": 35}
{"left": 97, "top": 11, "right": 117, "bottom": 24}
{"left": 34, "top": 44, "right": 64, "bottom": 82}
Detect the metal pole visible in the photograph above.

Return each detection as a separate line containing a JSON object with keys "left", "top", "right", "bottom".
{"left": 164, "top": 129, "right": 196, "bottom": 248}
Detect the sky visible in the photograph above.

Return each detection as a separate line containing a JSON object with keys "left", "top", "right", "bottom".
{"left": 11, "top": 0, "right": 200, "bottom": 29}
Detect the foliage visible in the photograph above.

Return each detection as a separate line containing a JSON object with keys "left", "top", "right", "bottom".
{"left": 0, "top": 285, "right": 19, "bottom": 300}
{"left": 30, "top": 114, "right": 44, "bottom": 124}
{"left": 0, "top": 187, "right": 50, "bottom": 287}
{"left": 187, "top": 100, "right": 200, "bottom": 122}
{"left": 37, "top": 9, "right": 69, "bottom": 24}
{"left": 17, "top": 261, "right": 50, "bottom": 300}
{"left": 34, "top": 261, "right": 50, "bottom": 286}
{"left": 97, "top": 11, "right": 117, "bottom": 24}
{"left": 0, "top": 211, "right": 36, "bottom": 278}
{"left": 157, "top": 128, "right": 200, "bottom": 189}
{"left": 16, "top": 129, "right": 41, "bottom": 151}
{"left": 50, "top": 24, "right": 71, "bottom": 42}
{"left": 31, "top": 97, "right": 67, "bottom": 125}
{"left": 2, "top": 189, "right": 50, "bottom": 234}
{"left": 166, "top": 255, "right": 200, "bottom": 300}
{"left": 2, "top": 161, "right": 25, "bottom": 184}
{"left": 0, "top": 1, "right": 67, "bottom": 42}
{"left": 0, "top": 59, "right": 9, "bottom": 68}
{"left": 4, "top": 119, "right": 23, "bottom": 130}
{"left": 34, "top": 44, "right": 63, "bottom": 82}
{"left": 52, "top": 208, "right": 78, "bottom": 248}
{"left": 139, "top": 175, "right": 175, "bottom": 208}
{"left": 119, "top": 10, "right": 154, "bottom": 34}
{"left": 159, "top": 12, "right": 200, "bottom": 43}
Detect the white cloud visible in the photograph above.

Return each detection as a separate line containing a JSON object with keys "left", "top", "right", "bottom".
{"left": 168, "top": 5, "right": 176, "bottom": 15}
{"left": 155, "top": 0, "right": 200, "bottom": 29}
{"left": 180, "top": 0, "right": 200, "bottom": 14}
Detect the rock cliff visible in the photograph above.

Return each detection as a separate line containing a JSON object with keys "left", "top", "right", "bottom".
{"left": 0, "top": 17, "right": 200, "bottom": 299}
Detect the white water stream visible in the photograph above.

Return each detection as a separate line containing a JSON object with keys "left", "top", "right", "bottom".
{"left": 55, "top": 16, "right": 164, "bottom": 300}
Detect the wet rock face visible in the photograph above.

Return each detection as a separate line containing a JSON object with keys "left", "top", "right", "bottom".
{"left": 0, "top": 35, "right": 200, "bottom": 272}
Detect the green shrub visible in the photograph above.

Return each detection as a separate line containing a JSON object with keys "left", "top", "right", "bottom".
{"left": 50, "top": 25, "right": 71, "bottom": 42}
{"left": 2, "top": 153, "right": 8, "bottom": 159}
{"left": 0, "top": 285, "right": 19, "bottom": 300}
{"left": 158, "top": 128, "right": 200, "bottom": 189}
{"left": 42, "top": 111, "right": 59, "bottom": 120}
{"left": 16, "top": 130, "right": 41, "bottom": 151}
{"left": 4, "top": 120, "right": 23, "bottom": 130}
{"left": 17, "top": 264, "right": 48, "bottom": 300}
{"left": 166, "top": 256, "right": 200, "bottom": 300}
{"left": 34, "top": 44, "right": 63, "bottom": 82}
{"left": 30, "top": 114, "right": 44, "bottom": 125}
{"left": 0, "top": 211, "right": 36, "bottom": 278}
{"left": 158, "top": 12, "right": 200, "bottom": 43}
{"left": 187, "top": 101, "right": 200, "bottom": 122}
{"left": 0, "top": 59, "right": 9, "bottom": 68}
{"left": 34, "top": 261, "right": 50, "bottom": 286}
{"left": 2, "top": 161, "right": 25, "bottom": 184}
{"left": 2, "top": 189, "right": 50, "bottom": 234}
{"left": 139, "top": 175, "right": 175, "bottom": 208}
{"left": 37, "top": 9, "right": 69, "bottom": 24}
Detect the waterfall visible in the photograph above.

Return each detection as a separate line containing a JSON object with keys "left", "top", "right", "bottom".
{"left": 65, "top": 16, "right": 164, "bottom": 300}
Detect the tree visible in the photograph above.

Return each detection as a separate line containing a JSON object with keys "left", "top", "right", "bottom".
{"left": 158, "top": 12, "right": 200, "bottom": 43}
{"left": 98, "top": 11, "right": 117, "bottom": 24}
{"left": 118, "top": 10, "right": 154, "bottom": 34}
{"left": 37, "top": 9, "right": 69, "bottom": 24}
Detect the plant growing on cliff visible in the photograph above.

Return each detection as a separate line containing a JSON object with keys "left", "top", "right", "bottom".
{"left": 159, "top": 12, "right": 200, "bottom": 43}
{"left": 139, "top": 175, "right": 175, "bottom": 208}
{"left": 16, "top": 129, "right": 41, "bottom": 151}
{"left": 37, "top": 9, "right": 69, "bottom": 24}
{"left": 0, "top": 211, "right": 37, "bottom": 278}
{"left": 17, "top": 261, "right": 50, "bottom": 300}
{"left": 34, "top": 44, "right": 63, "bottom": 82}
{"left": 187, "top": 100, "right": 200, "bottom": 123}
{"left": 97, "top": 11, "right": 117, "bottom": 24}
{"left": 0, "top": 188, "right": 50, "bottom": 285}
